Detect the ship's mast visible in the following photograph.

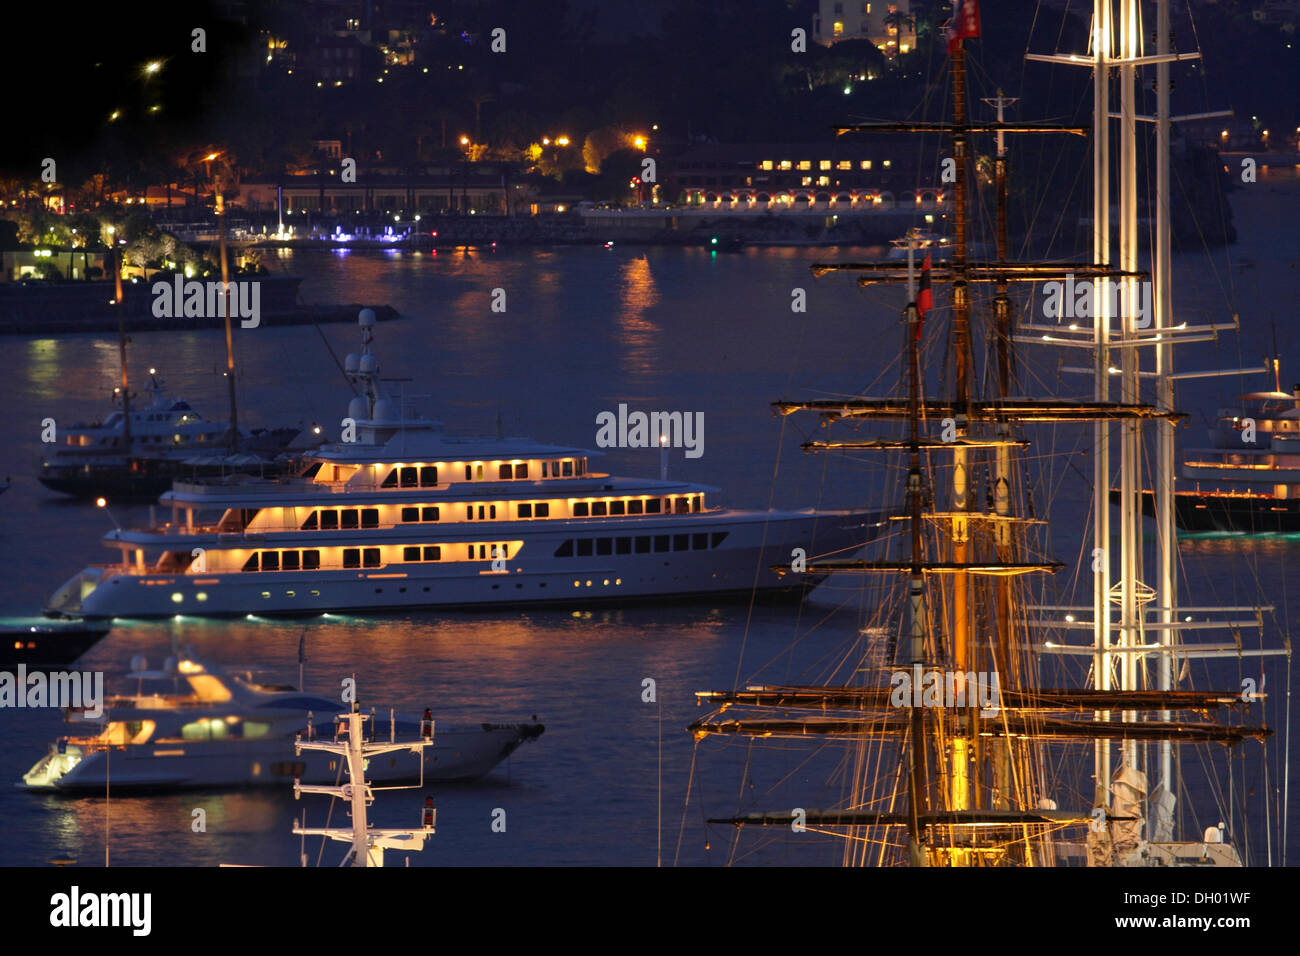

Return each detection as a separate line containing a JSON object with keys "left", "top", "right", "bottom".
{"left": 216, "top": 188, "right": 240, "bottom": 456}
{"left": 948, "top": 40, "right": 975, "bottom": 843}
{"left": 111, "top": 236, "right": 133, "bottom": 456}
{"left": 982, "top": 88, "right": 1018, "bottom": 814}
{"left": 293, "top": 698, "right": 434, "bottom": 867}
{"left": 904, "top": 240, "right": 929, "bottom": 865}
{"left": 1153, "top": 0, "right": 1177, "bottom": 823}
{"left": 1091, "top": 0, "right": 1114, "bottom": 815}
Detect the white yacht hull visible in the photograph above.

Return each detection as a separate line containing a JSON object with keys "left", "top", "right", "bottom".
{"left": 22, "top": 724, "right": 538, "bottom": 792}
{"left": 53, "top": 510, "right": 875, "bottom": 618}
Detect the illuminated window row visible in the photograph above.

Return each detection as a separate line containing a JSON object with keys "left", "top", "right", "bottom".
{"left": 402, "top": 546, "right": 442, "bottom": 562}
{"left": 301, "top": 508, "right": 379, "bottom": 530}
{"left": 571, "top": 495, "right": 701, "bottom": 517}
{"left": 382, "top": 466, "right": 438, "bottom": 488}
{"left": 243, "top": 549, "right": 324, "bottom": 572}
{"left": 760, "top": 160, "right": 874, "bottom": 171}
{"left": 554, "top": 532, "right": 727, "bottom": 557}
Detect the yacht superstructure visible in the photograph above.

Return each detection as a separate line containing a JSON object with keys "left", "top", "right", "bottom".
{"left": 48, "top": 312, "right": 876, "bottom": 618}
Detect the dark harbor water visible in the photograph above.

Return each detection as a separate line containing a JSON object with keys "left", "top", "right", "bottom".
{"left": 1, "top": 180, "right": 1297, "bottom": 866}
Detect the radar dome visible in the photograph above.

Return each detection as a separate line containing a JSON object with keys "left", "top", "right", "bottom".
{"left": 373, "top": 398, "right": 399, "bottom": 422}
{"left": 163, "top": 656, "right": 178, "bottom": 674}
{"left": 130, "top": 655, "right": 148, "bottom": 673}
{"left": 359, "top": 354, "right": 378, "bottom": 374}
{"left": 344, "top": 353, "right": 360, "bottom": 373}
{"left": 358, "top": 308, "right": 376, "bottom": 327}
{"left": 348, "top": 396, "right": 369, "bottom": 421}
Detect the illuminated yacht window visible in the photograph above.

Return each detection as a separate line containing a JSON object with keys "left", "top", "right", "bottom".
{"left": 518, "top": 503, "right": 533, "bottom": 518}
{"left": 610, "top": 501, "right": 625, "bottom": 516}
{"left": 573, "top": 502, "right": 589, "bottom": 517}
{"left": 304, "top": 551, "right": 320, "bottom": 570}
{"left": 628, "top": 500, "right": 643, "bottom": 515}
{"left": 562, "top": 461, "right": 574, "bottom": 476}
{"left": 645, "top": 499, "right": 662, "bottom": 514}
{"left": 591, "top": 502, "right": 607, "bottom": 516}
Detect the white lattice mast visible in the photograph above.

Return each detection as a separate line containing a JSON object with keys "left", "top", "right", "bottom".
{"left": 293, "top": 699, "right": 434, "bottom": 867}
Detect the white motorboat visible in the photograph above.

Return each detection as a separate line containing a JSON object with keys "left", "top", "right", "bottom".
{"left": 20, "top": 655, "right": 544, "bottom": 792}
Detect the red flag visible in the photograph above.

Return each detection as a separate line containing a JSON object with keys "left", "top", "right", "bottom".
{"left": 947, "top": 0, "right": 981, "bottom": 54}
{"left": 915, "top": 254, "right": 932, "bottom": 340}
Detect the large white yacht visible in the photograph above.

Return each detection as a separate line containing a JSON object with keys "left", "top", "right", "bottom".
{"left": 21, "top": 655, "right": 544, "bottom": 792}
{"left": 47, "top": 312, "right": 876, "bottom": 618}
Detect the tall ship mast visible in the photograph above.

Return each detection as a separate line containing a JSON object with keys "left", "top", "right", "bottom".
{"left": 687, "top": 0, "right": 1290, "bottom": 867}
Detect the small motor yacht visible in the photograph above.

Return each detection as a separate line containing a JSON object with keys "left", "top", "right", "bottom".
{"left": 20, "top": 655, "right": 543, "bottom": 792}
